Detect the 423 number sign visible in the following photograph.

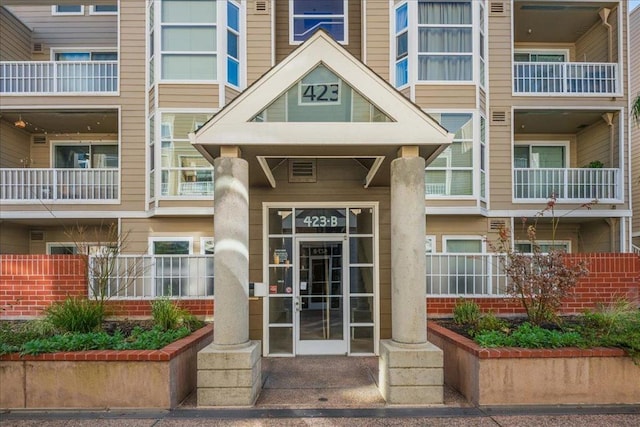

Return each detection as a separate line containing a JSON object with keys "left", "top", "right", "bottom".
{"left": 300, "top": 83, "right": 340, "bottom": 104}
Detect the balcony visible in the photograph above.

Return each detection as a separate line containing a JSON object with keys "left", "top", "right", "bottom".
{"left": 0, "top": 61, "right": 118, "bottom": 95}
{"left": 426, "top": 253, "right": 507, "bottom": 296}
{"left": 0, "top": 168, "right": 119, "bottom": 202}
{"left": 513, "top": 62, "right": 618, "bottom": 96}
{"left": 513, "top": 168, "right": 620, "bottom": 202}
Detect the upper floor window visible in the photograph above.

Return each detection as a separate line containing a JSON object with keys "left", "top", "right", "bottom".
{"left": 52, "top": 5, "right": 84, "bottom": 15}
{"left": 160, "top": 0, "right": 218, "bottom": 81}
{"left": 91, "top": 5, "right": 119, "bottom": 15}
{"left": 418, "top": 0, "right": 472, "bottom": 81}
{"left": 395, "top": 3, "right": 409, "bottom": 87}
{"left": 227, "top": 1, "right": 241, "bottom": 87}
{"left": 514, "top": 50, "right": 567, "bottom": 63}
{"left": 290, "top": 0, "right": 347, "bottom": 44}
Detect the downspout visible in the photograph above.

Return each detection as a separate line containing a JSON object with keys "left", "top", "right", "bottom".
{"left": 602, "top": 112, "right": 614, "bottom": 168}
{"left": 599, "top": 8, "right": 613, "bottom": 63}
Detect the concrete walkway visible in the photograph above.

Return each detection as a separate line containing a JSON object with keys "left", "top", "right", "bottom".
{"left": 2, "top": 356, "right": 639, "bottom": 426}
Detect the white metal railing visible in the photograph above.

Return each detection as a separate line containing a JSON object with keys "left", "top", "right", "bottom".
{"left": 632, "top": 245, "right": 640, "bottom": 255}
{"left": 0, "top": 61, "right": 118, "bottom": 94}
{"left": 0, "top": 168, "right": 119, "bottom": 201}
{"left": 426, "top": 253, "right": 507, "bottom": 296}
{"left": 513, "top": 168, "right": 620, "bottom": 201}
{"left": 513, "top": 62, "right": 618, "bottom": 95}
{"left": 89, "top": 254, "right": 214, "bottom": 299}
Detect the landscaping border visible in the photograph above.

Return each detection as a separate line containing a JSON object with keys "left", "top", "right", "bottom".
{"left": 428, "top": 321, "right": 640, "bottom": 406}
{"left": 0, "top": 324, "right": 213, "bottom": 409}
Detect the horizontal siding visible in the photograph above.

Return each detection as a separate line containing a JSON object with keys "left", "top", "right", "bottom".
{"left": 632, "top": 8, "right": 640, "bottom": 235}
{"left": 158, "top": 84, "right": 220, "bottom": 109}
{"left": 364, "top": 0, "right": 390, "bottom": 80}
{"left": 246, "top": 3, "right": 272, "bottom": 85}
{"left": 120, "top": 217, "right": 214, "bottom": 255}
{"left": 414, "top": 85, "right": 477, "bottom": 109}
{"left": 0, "top": 222, "right": 30, "bottom": 254}
{"left": 0, "top": 6, "right": 32, "bottom": 61}
{"left": 0, "top": 121, "right": 31, "bottom": 168}
{"left": 6, "top": 5, "right": 117, "bottom": 60}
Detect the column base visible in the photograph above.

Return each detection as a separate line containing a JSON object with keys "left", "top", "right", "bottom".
{"left": 197, "top": 341, "right": 261, "bottom": 406}
{"left": 379, "top": 339, "right": 444, "bottom": 405}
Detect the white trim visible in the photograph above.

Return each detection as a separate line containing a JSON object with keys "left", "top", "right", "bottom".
{"left": 200, "top": 237, "right": 215, "bottom": 255}
{"left": 442, "top": 235, "right": 486, "bottom": 253}
{"left": 425, "top": 235, "right": 436, "bottom": 253}
{"left": 149, "top": 236, "right": 193, "bottom": 255}
{"left": 51, "top": 5, "right": 84, "bottom": 16}
{"left": 512, "top": 140, "right": 571, "bottom": 168}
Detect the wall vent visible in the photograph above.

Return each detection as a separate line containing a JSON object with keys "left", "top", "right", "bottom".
{"left": 32, "top": 134, "right": 47, "bottom": 145}
{"left": 490, "top": 2, "right": 505, "bottom": 15}
{"left": 30, "top": 230, "right": 45, "bottom": 241}
{"left": 490, "top": 109, "right": 508, "bottom": 125}
{"left": 489, "top": 218, "right": 508, "bottom": 231}
{"left": 32, "top": 42, "right": 44, "bottom": 53}
{"left": 254, "top": 0, "right": 268, "bottom": 14}
{"left": 289, "top": 159, "right": 316, "bottom": 183}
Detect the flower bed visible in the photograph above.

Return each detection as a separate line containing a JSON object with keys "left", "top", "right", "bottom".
{"left": 428, "top": 321, "right": 640, "bottom": 406}
{"left": 0, "top": 324, "right": 212, "bottom": 409}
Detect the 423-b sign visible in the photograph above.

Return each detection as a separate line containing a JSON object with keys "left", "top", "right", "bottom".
{"left": 300, "top": 82, "right": 340, "bottom": 104}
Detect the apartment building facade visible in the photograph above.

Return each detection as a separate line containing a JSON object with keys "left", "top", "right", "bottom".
{"left": 632, "top": 5, "right": 639, "bottom": 250}
{"left": 0, "top": 1, "right": 634, "bottom": 398}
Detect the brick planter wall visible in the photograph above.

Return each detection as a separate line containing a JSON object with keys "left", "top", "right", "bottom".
{"left": 0, "top": 255, "right": 213, "bottom": 318}
{"left": 427, "top": 253, "right": 640, "bottom": 317}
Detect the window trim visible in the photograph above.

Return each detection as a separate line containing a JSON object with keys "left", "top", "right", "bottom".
{"left": 52, "top": 5, "right": 84, "bottom": 16}
{"left": 149, "top": 237, "right": 193, "bottom": 255}
{"left": 50, "top": 140, "right": 119, "bottom": 169}
{"left": 425, "top": 235, "right": 436, "bottom": 254}
{"left": 200, "top": 237, "right": 215, "bottom": 255}
{"left": 289, "top": 0, "right": 349, "bottom": 45}
{"left": 513, "top": 49, "right": 570, "bottom": 63}
{"left": 51, "top": 48, "right": 118, "bottom": 62}
{"left": 513, "top": 140, "right": 571, "bottom": 169}
{"left": 90, "top": 5, "right": 119, "bottom": 16}
{"left": 442, "top": 236, "right": 486, "bottom": 254}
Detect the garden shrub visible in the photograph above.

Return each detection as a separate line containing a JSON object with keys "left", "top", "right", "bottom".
{"left": 151, "top": 299, "right": 203, "bottom": 331}
{"left": 45, "top": 297, "right": 105, "bottom": 333}
{"left": 453, "top": 299, "right": 481, "bottom": 327}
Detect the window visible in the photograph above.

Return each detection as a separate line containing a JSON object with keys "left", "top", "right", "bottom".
{"left": 53, "top": 143, "right": 118, "bottom": 169}
{"left": 159, "top": 112, "right": 215, "bottom": 197}
{"left": 513, "top": 142, "right": 569, "bottom": 200}
{"left": 514, "top": 145, "right": 566, "bottom": 168}
{"left": 514, "top": 51, "right": 567, "bottom": 63}
{"left": 54, "top": 51, "right": 118, "bottom": 61}
{"left": 52, "top": 5, "right": 84, "bottom": 15}
{"left": 227, "top": 1, "right": 241, "bottom": 86}
{"left": 418, "top": 0, "right": 472, "bottom": 81}
{"left": 479, "top": 114, "right": 486, "bottom": 199}
{"left": 149, "top": 1, "right": 156, "bottom": 85}
{"left": 200, "top": 237, "right": 215, "bottom": 296}
{"left": 151, "top": 238, "right": 192, "bottom": 297}
{"left": 149, "top": 114, "right": 156, "bottom": 199}
{"left": 394, "top": 3, "right": 409, "bottom": 87}
{"left": 290, "top": 0, "right": 347, "bottom": 44}
{"left": 443, "top": 237, "right": 486, "bottom": 295}
{"left": 515, "top": 241, "right": 571, "bottom": 253}
{"left": 160, "top": 0, "right": 217, "bottom": 80}
{"left": 426, "top": 113, "right": 473, "bottom": 196}
{"left": 91, "top": 5, "right": 118, "bottom": 15}
{"left": 48, "top": 243, "right": 77, "bottom": 255}
{"left": 478, "top": 0, "right": 486, "bottom": 87}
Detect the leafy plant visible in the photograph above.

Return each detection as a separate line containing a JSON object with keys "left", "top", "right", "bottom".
{"left": 453, "top": 299, "right": 481, "bottom": 327}
{"left": 45, "top": 297, "right": 105, "bottom": 333}
{"left": 151, "top": 299, "right": 202, "bottom": 331}
{"left": 476, "top": 312, "right": 508, "bottom": 334}
{"left": 583, "top": 160, "right": 604, "bottom": 168}
{"left": 474, "top": 323, "right": 583, "bottom": 349}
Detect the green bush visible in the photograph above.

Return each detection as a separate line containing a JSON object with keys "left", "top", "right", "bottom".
{"left": 453, "top": 300, "right": 481, "bottom": 327}
{"left": 45, "top": 297, "right": 105, "bottom": 333}
{"left": 476, "top": 312, "right": 508, "bottom": 333}
{"left": 474, "top": 323, "right": 583, "bottom": 349}
{"left": 151, "top": 299, "right": 203, "bottom": 331}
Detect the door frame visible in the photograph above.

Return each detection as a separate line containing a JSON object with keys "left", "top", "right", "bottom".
{"left": 295, "top": 236, "right": 348, "bottom": 355}
{"left": 262, "top": 202, "right": 380, "bottom": 357}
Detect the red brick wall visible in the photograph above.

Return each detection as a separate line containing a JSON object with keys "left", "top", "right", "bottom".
{"left": 0, "top": 255, "right": 214, "bottom": 318}
{"left": 2, "top": 253, "right": 638, "bottom": 319}
{"left": 427, "top": 253, "right": 640, "bottom": 317}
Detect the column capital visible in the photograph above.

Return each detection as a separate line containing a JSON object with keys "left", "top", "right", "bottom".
{"left": 397, "top": 146, "right": 420, "bottom": 158}
{"left": 220, "top": 146, "right": 242, "bottom": 158}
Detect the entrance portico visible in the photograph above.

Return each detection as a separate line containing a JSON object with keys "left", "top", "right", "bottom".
{"left": 192, "top": 31, "right": 452, "bottom": 406}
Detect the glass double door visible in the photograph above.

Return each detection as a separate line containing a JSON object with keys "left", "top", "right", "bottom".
{"left": 295, "top": 237, "right": 347, "bottom": 355}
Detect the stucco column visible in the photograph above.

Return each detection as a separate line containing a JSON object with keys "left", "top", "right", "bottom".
{"left": 213, "top": 155, "right": 250, "bottom": 346}
{"left": 379, "top": 147, "right": 442, "bottom": 405}
{"left": 390, "top": 154, "right": 427, "bottom": 344}
{"left": 198, "top": 151, "right": 261, "bottom": 407}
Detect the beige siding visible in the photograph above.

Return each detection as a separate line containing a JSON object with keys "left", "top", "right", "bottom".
{"left": 225, "top": 86, "right": 240, "bottom": 105}
{"left": 156, "top": 200, "right": 214, "bottom": 210}
{"left": 632, "top": 8, "right": 640, "bottom": 237}
{"left": 158, "top": 84, "right": 220, "bottom": 109}
{"left": 0, "top": 6, "right": 32, "bottom": 61}
{"left": 0, "top": 121, "right": 31, "bottom": 167}
{"left": 425, "top": 216, "right": 498, "bottom": 253}
{"left": 120, "top": 217, "right": 214, "bottom": 255}
{"left": 274, "top": 0, "right": 362, "bottom": 64}
{"left": 576, "top": 120, "right": 616, "bottom": 168}
{"left": 5, "top": 5, "right": 117, "bottom": 61}
{"left": 246, "top": 1, "right": 272, "bottom": 85}
{"left": 414, "top": 85, "right": 477, "bottom": 109}
{"left": 0, "top": 222, "right": 30, "bottom": 254}
{"left": 364, "top": 0, "right": 390, "bottom": 80}
{"left": 578, "top": 219, "right": 616, "bottom": 253}
{"left": 575, "top": 21, "right": 609, "bottom": 63}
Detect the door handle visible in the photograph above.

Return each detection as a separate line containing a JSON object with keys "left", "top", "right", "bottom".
{"left": 294, "top": 297, "right": 301, "bottom": 312}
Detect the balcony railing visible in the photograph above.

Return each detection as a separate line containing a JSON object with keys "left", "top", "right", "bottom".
{"left": 0, "top": 168, "right": 119, "bottom": 202}
{"left": 426, "top": 253, "right": 507, "bottom": 296}
{"left": 513, "top": 62, "right": 618, "bottom": 95}
{"left": 89, "top": 254, "right": 214, "bottom": 299}
{"left": 513, "top": 168, "right": 620, "bottom": 202}
{"left": 0, "top": 61, "right": 118, "bottom": 94}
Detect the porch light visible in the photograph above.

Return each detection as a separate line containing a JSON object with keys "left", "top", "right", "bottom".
{"left": 14, "top": 116, "right": 26, "bottom": 129}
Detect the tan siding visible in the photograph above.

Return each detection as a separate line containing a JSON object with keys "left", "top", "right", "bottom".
{"left": 364, "top": 0, "right": 390, "bottom": 79}
{"left": 576, "top": 120, "right": 616, "bottom": 168}
{"left": 414, "top": 85, "right": 477, "bottom": 109}
{"left": 225, "top": 86, "right": 240, "bottom": 105}
{"left": 158, "top": 84, "right": 220, "bottom": 109}
{"left": 120, "top": 217, "right": 214, "bottom": 255}
{"left": 246, "top": 2, "right": 272, "bottom": 85}
{"left": 5, "top": 5, "right": 117, "bottom": 61}
{"left": 575, "top": 22, "right": 608, "bottom": 63}
{"left": 632, "top": 8, "right": 640, "bottom": 236}
{"left": 274, "top": 0, "right": 361, "bottom": 64}
{"left": 578, "top": 219, "right": 615, "bottom": 253}
{"left": 0, "top": 6, "right": 32, "bottom": 61}
{"left": 425, "top": 216, "right": 497, "bottom": 253}
{"left": 0, "top": 121, "right": 31, "bottom": 167}
{"left": 156, "top": 200, "right": 214, "bottom": 210}
{"left": 0, "top": 222, "right": 30, "bottom": 254}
